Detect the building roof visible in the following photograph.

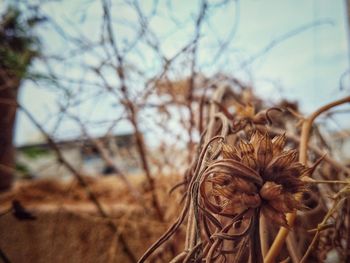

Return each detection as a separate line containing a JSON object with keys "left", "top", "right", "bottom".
{"left": 16, "top": 133, "right": 135, "bottom": 151}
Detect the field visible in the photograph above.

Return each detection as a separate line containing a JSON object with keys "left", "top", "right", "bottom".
{"left": 0, "top": 176, "right": 185, "bottom": 263}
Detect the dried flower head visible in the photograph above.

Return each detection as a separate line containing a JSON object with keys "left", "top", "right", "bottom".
{"left": 200, "top": 131, "right": 320, "bottom": 227}
{"left": 225, "top": 103, "right": 283, "bottom": 133}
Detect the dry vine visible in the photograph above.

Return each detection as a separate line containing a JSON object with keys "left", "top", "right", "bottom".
{"left": 139, "top": 86, "right": 350, "bottom": 262}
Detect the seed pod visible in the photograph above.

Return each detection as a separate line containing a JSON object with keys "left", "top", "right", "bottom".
{"left": 232, "top": 177, "right": 257, "bottom": 193}
{"left": 200, "top": 128, "right": 319, "bottom": 224}
{"left": 240, "top": 193, "right": 261, "bottom": 208}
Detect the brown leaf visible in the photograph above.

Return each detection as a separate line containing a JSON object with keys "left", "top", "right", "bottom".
{"left": 282, "top": 164, "right": 304, "bottom": 178}
{"left": 284, "top": 193, "right": 300, "bottom": 210}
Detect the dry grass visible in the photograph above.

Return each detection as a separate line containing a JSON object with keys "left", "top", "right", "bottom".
{"left": 0, "top": 175, "right": 185, "bottom": 263}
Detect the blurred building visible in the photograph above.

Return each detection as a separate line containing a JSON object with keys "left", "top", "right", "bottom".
{"left": 15, "top": 134, "right": 142, "bottom": 179}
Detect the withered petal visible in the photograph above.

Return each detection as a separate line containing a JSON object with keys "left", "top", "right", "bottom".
{"left": 241, "top": 155, "right": 258, "bottom": 170}
{"left": 207, "top": 159, "right": 263, "bottom": 185}
{"left": 283, "top": 193, "right": 300, "bottom": 210}
{"left": 268, "top": 193, "right": 298, "bottom": 213}
{"left": 249, "top": 130, "right": 263, "bottom": 149}
{"left": 274, "top": 175, "right": 305, "bottom": 193}
{"left": 300, "top": 155, "right": 325, "bottom": 178}
{"left": 265, "top": 150, "right": 298, "bottom": 180}
{"left": 221, "top": 200, "right": 246, "bottom": 215}
{"left": 231, "top": 177, "right": 257, "bottom": 193}
{"left": 240, "top": 193, "right": 261, "bottom": 208}
{"left": 222, "top": 143, "right": 241, "bottom": 161}
{"left": 256, "top": 133, "right": 273, "bottom": 169}
{"left": 238, "top": 140, "right": 255, "bottom": 158}
{"left": 261, "top": 205, "right": 289, "bottom": 228}
{"left": 281, "top": 166, "right": 303, "bottom": 178}
{"left": 289, "top": 162, "right": 305, "bottom": 173}
{"left": 212, "top": 187, "right": 235, "bottom": 199}
{"left": 207, "top": 173, "right": 232, "bottom": 185}
{"left": 259, "top": 181, "right": 283, "bottom": 200}
{"left": 272, "top": 133, "right": 286, "bottom": 155}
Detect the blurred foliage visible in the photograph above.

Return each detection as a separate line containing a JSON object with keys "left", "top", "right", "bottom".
{"left": 0, "top": 6, "right": 44, "bottom": 77}
{"left": 15, "top": 162, "right": 29, "bottom": 173}
{"left": 20, "top": 146, "right": 51, "bottom": 159}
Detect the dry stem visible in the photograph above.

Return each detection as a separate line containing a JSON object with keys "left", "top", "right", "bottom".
{"left": 264, "top": 96, "right": 350, "bottom": 263}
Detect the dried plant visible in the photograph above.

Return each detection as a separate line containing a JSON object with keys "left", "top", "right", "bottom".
{"left": 1, "top": 1, "right": 349, "bottom": 262}
{"left": 138, "top": 85, "right": 350, "bottom": 263}
{"left": 202, "top": 131, "right": 319, "bottom": 228}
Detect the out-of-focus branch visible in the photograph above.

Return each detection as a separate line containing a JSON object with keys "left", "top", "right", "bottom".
{"left": 68, "top": 114, "right": 146, "bottom": 206}
{"left": 101, "top": 0, "right": 164, "bottom": 221}
{"left": 268, "top": 126, "right": 350, "bottom": 175}
{"left": 19, "top": 103, "right": 137, "bottom": 263}
{"left": 186, "top": 0, "right": 207, "bottom": 159}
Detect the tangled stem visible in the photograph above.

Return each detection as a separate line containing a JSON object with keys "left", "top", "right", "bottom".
{"left": 264, "top": 96, "right": 350, "bottom": 263}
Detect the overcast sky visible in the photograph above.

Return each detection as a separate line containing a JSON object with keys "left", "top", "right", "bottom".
{"left": 10, "top": 0, "right": 350, "bottom": 145}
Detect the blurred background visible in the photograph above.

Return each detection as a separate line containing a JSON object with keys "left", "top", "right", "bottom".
{"left": 0, "top": 0, "right": 349, "bottom": 262}
{"left": 1, "top": 0, "right": 350, "bottom": 179}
